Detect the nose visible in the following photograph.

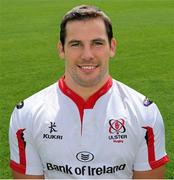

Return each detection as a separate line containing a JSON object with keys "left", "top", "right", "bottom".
{"left": 81, "top": 45, "right": 94, "bottom": 61}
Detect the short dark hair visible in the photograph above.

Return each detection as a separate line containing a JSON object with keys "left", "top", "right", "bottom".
{"left": 60, "top": 5, "right": 113, "bottom": 47}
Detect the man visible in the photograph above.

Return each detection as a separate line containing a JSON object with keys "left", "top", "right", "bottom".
{"left": 9, "top": 5, "right": 169, "bottom": 179}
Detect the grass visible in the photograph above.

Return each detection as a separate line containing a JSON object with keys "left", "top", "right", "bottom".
{"left": 0, "top": 0, "right": 173, "bottom": 178}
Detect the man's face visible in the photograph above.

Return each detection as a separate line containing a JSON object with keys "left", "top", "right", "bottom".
{"left": 59, "top": 18, "right": 116, "bottom": 88}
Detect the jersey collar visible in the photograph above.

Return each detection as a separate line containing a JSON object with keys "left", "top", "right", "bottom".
{"left": 58, "top": 76, "right": 113, "bottom": 121}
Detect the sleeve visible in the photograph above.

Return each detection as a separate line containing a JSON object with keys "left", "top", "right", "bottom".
{"left": 133, "top": 103, "right": 169, "bottom": 171}
{"left": 9, "top": 106, "right": 44, "bottom": 175}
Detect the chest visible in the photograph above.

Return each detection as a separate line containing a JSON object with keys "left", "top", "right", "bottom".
{"left": 32, "top": 100, "right": 143, "bottom": 167}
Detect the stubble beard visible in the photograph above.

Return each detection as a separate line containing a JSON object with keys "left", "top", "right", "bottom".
{"left": 69, "top": 65, "right": 109, "bottom": 88}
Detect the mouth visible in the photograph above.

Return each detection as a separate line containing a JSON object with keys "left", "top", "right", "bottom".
{"left": 77, "top": 65, "right": 98, "bottom": 72}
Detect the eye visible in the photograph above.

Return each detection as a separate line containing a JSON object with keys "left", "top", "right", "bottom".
{"left": 70, "top": 41, "right": 82, "bottom": 47}
{"left": 92, "top": 40, "right": 104, "bottom": 47}
{"left": 71, "top": 43, "right": 80, "bottom": 47}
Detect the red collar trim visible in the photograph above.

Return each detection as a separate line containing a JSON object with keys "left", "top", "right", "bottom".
{"left": 58, "top": 76, "right": 113, "bottom": 122}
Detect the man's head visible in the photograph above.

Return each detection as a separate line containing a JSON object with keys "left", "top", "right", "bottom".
{"left": 60, "top": 5, "right": 113, "bottom": 47}
{"left": 58, "top": 5, "right": 116, "bottom": 90}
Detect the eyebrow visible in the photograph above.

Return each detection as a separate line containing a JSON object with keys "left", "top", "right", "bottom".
{"left": 92, "top": 38, "right": 106, "bottom": 43}
{"left": 68, "top": 38, "right": 106, "bottom": 45}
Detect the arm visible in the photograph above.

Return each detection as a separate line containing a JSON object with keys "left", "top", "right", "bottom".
{"left": 133, "top": 102, "right": 169, "bottom": 179}
{"left": 9, "top": 105, "right": 44, "bottom": 179}
{"left": 133, "top": 165, "right": 165, "bottom": 179}
{"left": 11, "top": 169, "right": 44, "bottom": 179}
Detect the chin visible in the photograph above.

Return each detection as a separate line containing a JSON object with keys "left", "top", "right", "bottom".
{"left": 77, "top": 78, "right": 102, "bottom": 87}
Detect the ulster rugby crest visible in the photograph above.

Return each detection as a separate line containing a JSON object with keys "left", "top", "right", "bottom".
{"left": 108, "top": 119, "right": 127, "bottom": 143}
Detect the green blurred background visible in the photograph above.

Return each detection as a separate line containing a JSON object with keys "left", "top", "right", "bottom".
{"left": 0, "top": 0, "right": 173, "bottom": 178}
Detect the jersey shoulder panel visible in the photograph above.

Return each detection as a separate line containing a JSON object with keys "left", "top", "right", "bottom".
{"left": 25, "top": 82, "right": 58, "bottom": 107}
{"left": 113, "top": 79, "right": 160, "bottom": 126}
{"left": 113, "top": 80, "right": 146, "bottom": 103}
{"left": 12, "top": 82, "right": 58, "bottom": 126}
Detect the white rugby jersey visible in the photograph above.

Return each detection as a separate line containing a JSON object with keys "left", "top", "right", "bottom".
{"left": 9, "top": 77, "right": 169, "bottom": 179}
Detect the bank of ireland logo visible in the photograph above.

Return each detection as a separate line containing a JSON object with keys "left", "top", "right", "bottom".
{"left": 108, "top": 119, "right": 127, "bottom": 143}
{"left": 76, "top": 151, "right": 94, "bottom": 162}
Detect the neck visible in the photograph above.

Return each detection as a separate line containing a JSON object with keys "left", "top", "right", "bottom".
{"left": 64, "top": 75, "right": 110, "bottom": 101}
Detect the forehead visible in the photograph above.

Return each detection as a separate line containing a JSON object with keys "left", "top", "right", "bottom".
{"left": 65, "top": 18, "right": 108, "bottom": 42}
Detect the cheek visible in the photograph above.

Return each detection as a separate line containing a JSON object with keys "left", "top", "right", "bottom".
{"left": 65, "top": 51, "right": 81, "bottom": 62}
{"left": 95, "top": 47, "right": 111, "bottom": 57}
{"left": 64, "top": 56, "right": 77, "bottom": 69}
{"left": 96, "top": 52, "right": 110, "bottom": 64}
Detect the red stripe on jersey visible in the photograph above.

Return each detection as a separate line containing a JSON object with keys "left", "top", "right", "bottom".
{"left": 143, "top": 126, "right": 169, "bottom": 169}
{"left": 10, "top": 160, "right": 26, "bottom": 174}
{"left": 10, "top": 129, "right": 26, "bottom": 174}
{"left": 58, "top": 76, "right": 113, "bottom": 122}
{"left": 149, "top": 155, "right": 169, "bottom": 169}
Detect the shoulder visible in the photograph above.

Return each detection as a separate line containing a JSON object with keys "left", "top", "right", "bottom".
{"left": 11, "top": 82, "right": 58, "bottom": 124}
{"left": 16, "top": 82, "right": 58, "bottom": 109}
{"left": 112, "top": 79, "right": 151, "bottom": 105}
{"left": 112, "top": 79, "right": 161, "bottom": 125}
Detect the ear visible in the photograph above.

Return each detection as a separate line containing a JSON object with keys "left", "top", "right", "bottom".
{"left": 57, "top": 41, "right": 65, "bottom": 59}
{"left": 110, "top": 38, "right": 117, "bottom": 58}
